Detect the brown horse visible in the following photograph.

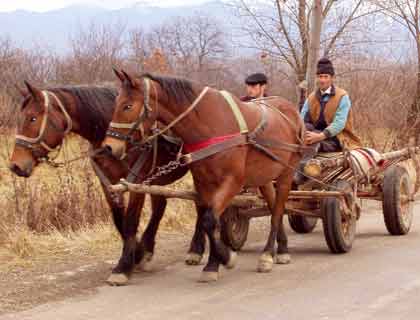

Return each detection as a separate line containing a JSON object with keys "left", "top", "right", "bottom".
{"left": 103, "top": 70, "right": 305, "bottom": 282}
{"left": 9, "top": 82, "right": 206, "bottom": 285}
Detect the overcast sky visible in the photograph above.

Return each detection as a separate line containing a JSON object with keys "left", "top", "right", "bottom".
{"left": 0, "top": 0, "right": 212, "bottom": 12}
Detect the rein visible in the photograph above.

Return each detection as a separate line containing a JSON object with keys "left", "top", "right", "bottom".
{"left": 15, "top": 90, "right": 73, "bottom": 164}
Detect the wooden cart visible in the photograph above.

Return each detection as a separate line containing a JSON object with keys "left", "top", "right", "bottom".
{"left": 110, "top": 147, "right": 419, "bottom": 254}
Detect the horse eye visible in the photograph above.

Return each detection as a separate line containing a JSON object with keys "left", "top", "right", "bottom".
{"left": 123, "top": 105, "right": 133, "bottom": 111}
{"left": 30, "top": 117, "right": 37, "bottom": 122}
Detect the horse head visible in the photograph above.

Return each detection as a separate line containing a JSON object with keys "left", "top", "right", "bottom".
{"left": 103, "top": 69, "right": 157, "bottom": 160}
{"left": 9, "top": 82, "right": 72, "bottom": 177}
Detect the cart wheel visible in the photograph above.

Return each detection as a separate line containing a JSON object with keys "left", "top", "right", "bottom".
{"left": 288, "top": 215, "right": 318, "bottom": 234}
{"left": 382, "top": 166, "right": 413, "bottom": 235}
{"left": 322, "top": 180, "right": 356, "bottom": 254}
{"left": 220, "top": 206, "right": 250, "bottom": 251}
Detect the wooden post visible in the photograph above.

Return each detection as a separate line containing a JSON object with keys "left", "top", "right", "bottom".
{"left": 109, "top": 180, "right": 345, "bottom": 208}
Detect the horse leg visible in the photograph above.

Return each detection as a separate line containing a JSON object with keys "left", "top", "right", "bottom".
{"left": 257, "top": 171, "right": 294, "bottom": 273}
{"left": 134, "top": 195, "right": 167, "bottom": 272}
{"left": 185, "top": 203, "right": 206, "bottom": 266}
{"left": 107, "top": 193, "right": 145, "bottom": 286}
{"left": 101, "top": 183, "right": 125, "bottom": 236}
{"left": 259, "top": 183, "right": 276, "bottom": 211}
{"left": 277, "top": 156, "right": 301, "bottom": 264}
{"left": 276, "top": 217, "right": 291, "bottom": 264}
{"left": 199, "top": 177, "right": 241, "bottom": 282}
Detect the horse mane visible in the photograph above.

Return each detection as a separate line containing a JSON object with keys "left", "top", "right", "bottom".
{"left": 141, "top": 73, "right": 196, "bottom": 106}
{"left": 49, "top": 86, "right": 117, "bottom": 142}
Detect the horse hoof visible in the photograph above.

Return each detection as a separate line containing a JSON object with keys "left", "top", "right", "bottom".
{"left": 276, "top": 253, "right": 291, "bottom": 265}
{"left": 198, "top": 271, "right": 219, "bottom": 283}
{"left": 225, "top": 251, "right": 237, "bottom": 269}
{"left": 137, "top": 251, "right": 154, "bottom": 272}
{"left": 185, "top": 253, "right": 203, "bottom": 266}
{"left": 106, "top": 273, "right": 129, "bottom": 286}
{"left": 257, "top": 253, "right": 273, "bottom": 273}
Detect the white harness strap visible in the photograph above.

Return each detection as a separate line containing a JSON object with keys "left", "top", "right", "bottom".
{"left": 47, "top": 91, "right": 73, "bottom": 135}
{"left": 15, "top": 90, "right": 73, "bottom": 152}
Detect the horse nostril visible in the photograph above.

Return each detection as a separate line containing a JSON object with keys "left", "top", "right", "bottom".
{"left": 104, "top": 145, "right": 113, "bottom": 154}
{"left": 102, "top": 142, "right": 124, "bottom": 159}
{"left": 9, "top": 163, "right": 31, "bottom": 177}
{"left": 9, "top": 163, "right": 18, "bottom": 173}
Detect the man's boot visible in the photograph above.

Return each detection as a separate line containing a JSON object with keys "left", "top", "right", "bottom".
{"left": 293, "top": 144, "right": 319, "bottom": 185}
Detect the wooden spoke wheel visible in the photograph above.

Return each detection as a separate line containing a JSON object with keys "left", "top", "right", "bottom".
{"left": 220, "top": 206, "right": 250, "bottom": 251}
{"left": 382, "top": 166, "right": 413, "bottom": 235}
{"left": 322, "top": 180, "right": 356, "bottom": 254}
{"left": 288, "top": 215, "right": 318, "bottom": 234}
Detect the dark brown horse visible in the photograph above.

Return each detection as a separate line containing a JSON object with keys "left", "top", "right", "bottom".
{"left": 9, "top": 82, "right": 206, "bottom": 285}
{"left": 103, "top": 70, "right": 305, "bottom": 282}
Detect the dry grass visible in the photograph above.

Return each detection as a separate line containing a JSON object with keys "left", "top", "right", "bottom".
{"left": 0, "top": 132, "right": 196, "bottom": 264}
{"left": 0, "top": 224, "right": 119, "bottom": 271}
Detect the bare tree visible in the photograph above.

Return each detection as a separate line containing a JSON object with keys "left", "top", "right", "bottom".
{"left": 370, "top": 0, "right": 420, "bottom": 141}
{"left": 147, "top": 14, "right": 227, "bottom": 79}
{"left": 62, "top": 21, "right": 127, "bottom": 83}
{"left": 127, "top": 27, "right": 148, "bottom": 72}
{"left": 231, "top": 0, "right": 375, "bottom": 101}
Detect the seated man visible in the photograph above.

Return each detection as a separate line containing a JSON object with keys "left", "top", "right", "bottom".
{"left": 241, "top": 72, "right": 268, "bottom": 102}
{"left": 295, "top": 57, "right": 362, "bottom": 184}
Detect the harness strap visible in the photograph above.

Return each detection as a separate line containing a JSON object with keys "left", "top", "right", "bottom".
{"left": 141, "top": 86, "right": 210, "bottom": 144}
{"left": 180, "top": 103, "right": 266, "bottom": 164}
{"left": 47, "top": 91, "right": 73, "bottom": 135}
{"left": 180, "top": 102, "right": 307, "bottom": 165}
{"left": 109, "top": 79, "right": 153, "bottom": 131}
{"left": 126, "top": 145, "right": 153, "bottom": 183}
{"left": 180, "top": 134, "right": 247, "bottom": 165}
{"left": 220, "top": 90, "right": 249, "bottom": 134}
{"left": 250, "top": 99, "right": 304, "bottom": 145}
{"left": 15, "top": 91, "right": 50, "bottom": 145}
{"left": 15, "top": 90, "right": 73, "bottom": 155}
{"left": 90, "top": 157, "right": 112, "bottom": 188}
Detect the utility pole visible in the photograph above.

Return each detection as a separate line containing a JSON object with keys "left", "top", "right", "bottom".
{"left": 305, "top": 0, "right": 324, "bottom": 94}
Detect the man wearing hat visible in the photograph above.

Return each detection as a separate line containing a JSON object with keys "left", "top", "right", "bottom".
{"left": 241, "top": 73, "right": 268, "bottom": 102}
{"left": 295, "top": 57, "right": 361, "bottom": 184}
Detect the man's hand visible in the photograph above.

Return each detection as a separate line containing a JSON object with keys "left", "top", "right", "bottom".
{"left": 305, "top": 131, "right": 326, "bottom": 145}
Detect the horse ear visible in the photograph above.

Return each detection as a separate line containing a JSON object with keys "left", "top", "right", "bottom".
{"left": 113, "top": 68, "right": 125, "bottom": 83}
{"left": 121, "top": 69, "right": 137, "bottom": 88}
{"left": 24, "top": 81, "right": 43, "bottom": 101}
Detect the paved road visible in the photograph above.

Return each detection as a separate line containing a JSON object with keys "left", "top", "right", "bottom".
{"left": 2, "top": 202, "right": 420, "bottom": 320}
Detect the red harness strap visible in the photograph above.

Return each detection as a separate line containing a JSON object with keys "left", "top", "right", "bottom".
{"left": 184, "top": 133, "right": 241, "bottom": 153}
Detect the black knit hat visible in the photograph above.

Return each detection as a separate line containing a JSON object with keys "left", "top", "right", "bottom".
{"left": 316, "top": 57, "right": 335, "bottom": 76}
{"left": 245, "top": 73, "right": 268, "bottom": 85}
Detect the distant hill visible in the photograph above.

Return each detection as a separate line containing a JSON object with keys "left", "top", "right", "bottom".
{"left": 0, "top": 1, "right": 410, "bottom": 57}
{"left": 0, "top": 1, "right": 231, "bottom": 52}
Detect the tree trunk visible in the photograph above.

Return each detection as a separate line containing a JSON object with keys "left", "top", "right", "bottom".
{"left": 305, "top": 0, "right": 323, "bottom": 94}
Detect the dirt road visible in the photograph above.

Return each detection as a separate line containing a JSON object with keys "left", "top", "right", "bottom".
{"left": 2, "top": 201, "right": 420, "bottom": 320}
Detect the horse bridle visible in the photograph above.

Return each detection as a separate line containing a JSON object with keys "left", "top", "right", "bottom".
{"left": 106, "top": 78, "right": 154, "bottom": 144}
{"left": 106, "top": 77, "right": 209, "bottom": 146}
{"left": 15, "top": 90, "right": 73, "bottom": 160}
